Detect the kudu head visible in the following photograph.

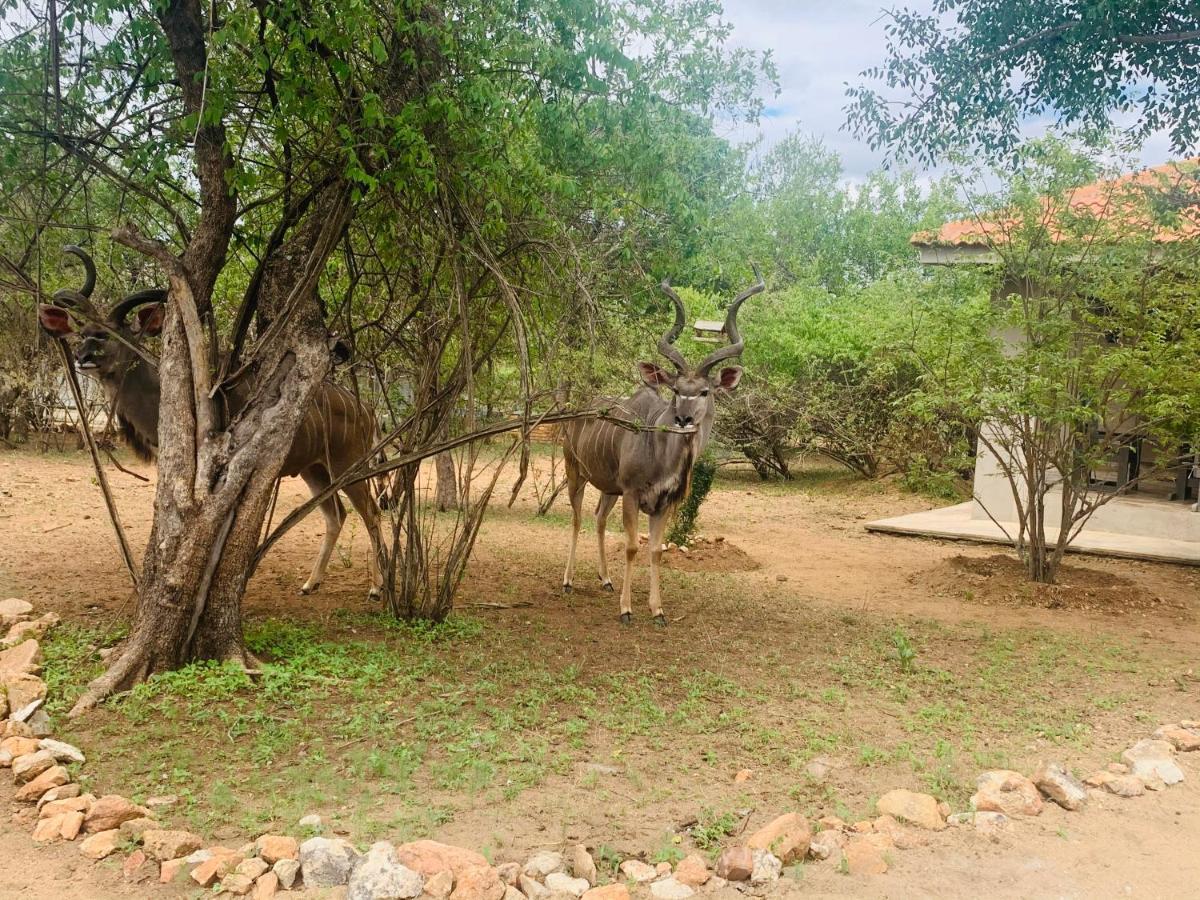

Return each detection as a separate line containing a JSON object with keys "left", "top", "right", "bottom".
{"left": 638, "top": 264, "right": 764, "bottom": 432}
{"left": 37, "top": 246, "right": 166, "bottom": 381}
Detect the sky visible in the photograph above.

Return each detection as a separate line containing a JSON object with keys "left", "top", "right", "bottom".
{"left": 718, "top": 0, "right": 1177, "bottom": 183}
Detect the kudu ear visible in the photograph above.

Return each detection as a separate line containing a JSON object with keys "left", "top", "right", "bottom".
{"left": 715, "top": 365, "right": 743, "bottom": 392}
{"left": 135, "top": 303, "right": 165, "bottom": 336}
{"left": 38, "top": 304, "right": 74, "bottom": 338}
{"left": 638, "top": 362, "right": 676, "bottom": 389}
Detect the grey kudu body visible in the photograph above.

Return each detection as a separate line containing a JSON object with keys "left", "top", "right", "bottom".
{"left": 38, "top": 246, "right": 384, "bottom": 598}
{"left": 561, "top": 267, "right": 763, "bottom": 624}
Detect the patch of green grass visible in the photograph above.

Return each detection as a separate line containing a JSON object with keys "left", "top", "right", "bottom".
{"left": 689, "top": 809, "right": 740, "bottom": 851}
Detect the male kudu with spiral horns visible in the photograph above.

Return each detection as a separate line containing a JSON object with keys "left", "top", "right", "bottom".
{"left": 560, "top": 265, "right": 764, "bottom": 625}
{"left": 37, "top": 245, "right": 385, "bottom": 599}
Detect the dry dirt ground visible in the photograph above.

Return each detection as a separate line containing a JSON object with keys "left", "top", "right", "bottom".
{"left": 1, "top": 448, "right": 1198, "bottom": 899}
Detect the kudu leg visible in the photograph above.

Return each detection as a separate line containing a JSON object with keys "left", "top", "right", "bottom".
{"left": 300, "top": 469, "right": 346, "bottom": 595}
{"left": 595, "top": 493, "right": 619, "bottom": 591}
{"left": 646, "top": 510, "right": 670, "bottom": 626}
{"left": 618, "top": 492, "right": 639, "bottom": 625}
{"left": 344, "top": 479, "right": 385, "bottom": 600}
{"left": 562, "top": 465, "right": 586, "bottom": 593}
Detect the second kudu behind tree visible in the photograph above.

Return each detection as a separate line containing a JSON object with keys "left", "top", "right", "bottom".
{"left": 561, "top": 266, "right": 764, "bottom": 625}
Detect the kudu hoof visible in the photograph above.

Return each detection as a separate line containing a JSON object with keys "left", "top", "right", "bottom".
{"left": 619, "top": 612, "right": 632, "bottom": 626}
{"left": 562, "top": 584, "right": 573, "bottom": 595}
{"left": 601, "top": 581, "right": 614, "bottom": 592}
{"left": 368, "top": 588, "right": 381, "bottom": 602}
{"left": 299, "top": 585, "right": 316, "bottom": 596}
{"left": 653, "top": 614, "right": 667, "bottom": 628}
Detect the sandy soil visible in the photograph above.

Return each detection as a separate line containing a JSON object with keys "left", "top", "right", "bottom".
{"left": 1, "top": 449, "right": 1198, "bottom": 899}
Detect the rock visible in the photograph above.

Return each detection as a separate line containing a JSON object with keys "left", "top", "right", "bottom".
{"left": 123, "top": 849, "right": 150, "bottom": 880}
{"left": 0, "top": 748, "right": 10, "bottom": 768}
{"left": 850, "top": 820, "right": 874, "bottom": 833}
{"left": 36, "top": 739, "right": 82, "bottom": 765}
{"left": 14, "top": 764, "right": 69, "bottom": 802}
{"left": 1, "top": 734, "right": 39, "bottom": 758}
{"left": 655, "top": 862, "right": 672, "bottom": 877}
{"left": 714, "top": 847, "right": 753, "bottom": 882}
{"left": 619, "top": 859, "right": 658, "bottom": 883}
{"left": 24, "top": 706, "right": 50, "bottom": 737}
{"left": 517, "top": 874, "right": 549, "bottom": 899}
{"left": 38, "top": 783, "right": 83, "bottom": 808}
{"left": 298, "top": 813, "right": 323, "bottom": 829}
{"left": 501, "top": 888, "right": 523, "bottom": 900}
{"left": 804, "top": 757, "right": 835, "bottom": 781}
{"left": 808, "top": 829, "right": 845, "bottom": 861}
{"left": 872, "top": 815, "right": 926, "bottom": 850}
{"left": 1122, "top": 739, "right": 1185, "bottom": 786}
{"left": 1102, "top": 774, "right": 1147, "bottom": 797}
{"left": 159, "top": 858, "right": 188, "bottom": 884}
{"left": 876, "top": 789, "right": 946, "bottom": 830}
{"left": 523, "top": 851, "right": 565, "bottom": 879}
{"left": 273, "top": 858, "right": 301, "bottom": 890}
{"left": 3, "top": 718, "right": 34, "bottom": 737}
{"left": 971, "top": 770, "right": 1044, "bottom": 817}
{"left": 0, "top": 598, "right": 33, "bottom": 624}
{"left": 397, "top": 840, "right": 489, "bottom": 880}
{"left": 545, "top": 872, "right": 590, "bottom": 897}
{"left": 80, "top": 829, "right": 122, "bottom": 860}
{"left": 569, "top": 845, "right": 597, "bottom": 885}
{"left": 145, "top": 794, "right": 179, "bottom": 809}
{"left": 60, "top": 810, "right": 85, "bottom": 840}
{"left": 12, "top": 748, "right": 55, "bottom": 783}
{"left": 1033, "top": 762, "right": 1088, "bottom": 811}
{"left": 118, "top": 817, "right": 159, "bottom": 842}
{"left": 301, "top": 836, "right": 360, "bottom": 887}
{"left": 673, "top": 854, "right": 709, "bottom": 888}
{"left": 497, "top": 863, "right": 521, "bottom": 886}
{"left": 948, "top": 811, "right": 1010, "bottom": 833}
{"left": 745, "top": 812, "right": 811, "bottom": 864}
{"left": 191, "top": 849, "right": 246, "bottom": 887}
{"left": 185, "top": 849, "right": 213, "bottom": 864}
{"left": 1154, "top": 724, "right": 1200, "bottom": 752}
{"left": 40, "top": 794, "right": 94, "bottom": 819}
{"left": 649, "top": 878, "right": 694, "bottom": 900}
{"left": 841, "top": 838, "right": 887, "bottom": 876}
{"left": 223, "top": 873, "right": 255, "bottom": 895}
{"left": 143, "top": 829, "right": 204, "bottom": 861}
{"left": 255, "top": 871, "right": 280, "bottom": 899}
{"left": 3, "top": 613, "right": 60, "bottom": 646}
{"left": 85, "top": 795, "right": 152, "bottom": 833}
{"left": 0, "top": 640, "right": 41, "bottom": 676}
{"left": 348, "top": 841, "right": 424, "bottom": 900}
{"left": 256, "top": 833, "right": 300, "bottom": 864}
{"left": 582, "top": 886, "right": 630, "bottom": 900}
{"left": 749, "top": 850, "right": 781, "bottom": 885}
{"left": 1107, "top": 762, "right": 1130, "bottom": 774}
{"left": 425, "top": 869, "right": 455, "bottom": 898}
{"left": 33, "top": 812, "right": 67, "bottom": 842}
{"left": 733, "top": 769, "right": 753, "bottom": 783}
{"left": 449, "top": 864, "right": 505, "bottom": 900}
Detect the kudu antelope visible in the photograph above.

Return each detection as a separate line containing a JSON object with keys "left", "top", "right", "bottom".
{"left": 37, "top": 246, "right": 385, "bottom": 599}
{"left": 561, "top": 267, "right": 763, "bottom": 625}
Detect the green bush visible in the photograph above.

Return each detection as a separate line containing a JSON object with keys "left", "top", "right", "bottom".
{"left": 668, "top": 453, "right": 717, "bottom": 546}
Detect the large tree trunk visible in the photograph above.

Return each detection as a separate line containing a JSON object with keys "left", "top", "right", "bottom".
{"left": 434, "top": 451, "right": 458, "bottom": 511}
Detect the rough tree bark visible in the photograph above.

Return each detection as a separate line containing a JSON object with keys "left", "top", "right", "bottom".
{"left": 434, "top": 451, "right": 458, "bottom": 511}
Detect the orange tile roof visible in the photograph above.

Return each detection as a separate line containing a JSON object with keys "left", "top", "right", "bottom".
{"left": 912, "top": 160, "right": 1200, "bottom": 248}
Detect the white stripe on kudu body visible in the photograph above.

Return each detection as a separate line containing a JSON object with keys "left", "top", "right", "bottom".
{"left": 560, "top": 267, "right": 763, "bottom": 626}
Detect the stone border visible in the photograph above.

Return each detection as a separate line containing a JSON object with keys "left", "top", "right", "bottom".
{"left": 3, "top": 596, "right": 1198, "bottom": 898}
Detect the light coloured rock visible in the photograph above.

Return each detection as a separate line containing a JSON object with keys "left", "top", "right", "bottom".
{"left": 749, "top": 850, "right": 781, "bottom": 885}
{"left": 714, "top": 847, "right": 753, "bottom": 882}
{"left": 523, "top": 851, "right": 565, "bottom": 879}
{"left": 517, "top": 874, "right": 550, "bottom": 899}
{"left": 0, "top": 640, "right": 41, "bottom": 676}
{"left": 871, "top": 815, "right": 926, "bottom": 850}
{"left": 273, "top": 857, "right": 301, "bottom": 890}
{"left": 1103, "top": 774, "right": 1147, "bottom": 797}
{"left": 85, "top": 795, "right": 152, "bottom": 833}
{"left": 649, "top": 878, "right": 694, "bottom": 900}
{"left": 449, "top": 864, "right": 505, "bottom": 900}
{"left": 733, "top": 769, "right": 753, "bottom": 783}
{"left": 619, "top": 859, "right": 658, "bottom": 883}
{"left": 14, "top": 764, "right": 69, "bottom": 802}
{"left": 655, "top": 862, "right": 672, "bottom": 877}
{"left": 841, "top": 838, "right": 887, "bottom": 876}
{"left": 545, "top": 872, "right": 590, "bottom": 897}
{"left": 301, "top": 836, "right": 360, "bottom": 887}
{"left": 159, "top": 858, "right": 188, "bottom": 884}
{"left": 122, "top": 849, "right": 150, "bottom": 881}
{"left": 425, "top": 869, "right": 455, "bottom": 898}
{"left": 808, "top": 829, "right": 846, "bottom": 861}
{"left": 396, "top": 840, "right": 489, "bottom": 879}
{"left": 118, "top": 817, "right": 159, "bottom": 842}
{"left": 3, "top": 613, "right": 60, "bottom": 647}
{"left": 40, "top": 794, "right": 93, "bottom": 819}
{"left": 37, "top": 783, "right": 82, "bottom": 807}
{"left": 223, "top": 873, "right": 255, "bottom": 895}
{"left": 582, "top": 886, "right": 630, "bottom": 900}
{"left": 12, "top": 748, "right": 55, "bottom": 783}
{"left": 3, "top": 718, "right": 34, "bottom": 737}
{"left": 348, "top": 841, "right": 424, "bottom": 900}
{"left": 237, "top": 858, "right": 271, "bottom": 881}
{"left": 1122, "top": 739, "right": 1185, "bottom": 786}
{"left": 876, "top": 789, "right": 946, "bottom": 830}
{"left": 1033, "top": 762, "right": 1088, "bottom": 811}
{"left": 37, "top": 738, "right": 84, "bottom": 764}
{"left": 1155, "top": 724, "right": 1200, "bottom": 752}
{"left": 255, "top": 834, "right": 299, "bottom": 864}
{"left": 298, "top": 813, "right": 323, "bottom": 828}
{"left": 0, "top": 598, "right": 33, "bottom": 624}
{"left": 1, "top": 734, "right": 39, "bottom": 757}
{"left": 59, "top": 810, "right": 85, "bottom": 840}
{"left": 970, "top": 770, "right": 1044, "bottom": 817}
{"left": 142, "top": 829, "right": 203, "bottom": 862}
{"left": 191, "top": 848, "right": 246, "bottom": 886}
{"left": 745, "top": 812, "right": 811, "bottom": 864}
{"left": 80, "top": 829, "right": 122, "bottom": 860}
{"left": 569, "top": 845, "right": 597, "bottom": 886}
{"left": 673, "top": 854, "right": 709, "bottom": 888}
{"left": 33, "top": 812, "right": 67, "bottom": 842}
{"left": 184, "top": 849, "right": 213, "bottom": 864}
{"left": 948, "top": 811, "right": 1010, "bottom": 833}
{"left": 501, "top": 888, "right": 524, "bottom": 900}
{"left": 496, "top": 863, "right": 521, "bottom": 886}
{"left": 0, "top": 747, "right": 10, "bottom": 768}
{"left": 145, "top": 794, "right": 179, "bottom": 809}
{"left": 255, "top": 871, "right": 280, "bottom": 900}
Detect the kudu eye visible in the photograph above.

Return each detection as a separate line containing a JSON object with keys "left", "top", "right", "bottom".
{"left": 700, "top": 389, "right": 709, "bottom": 397}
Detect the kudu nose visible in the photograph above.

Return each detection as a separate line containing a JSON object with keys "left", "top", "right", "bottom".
{"left": 674, "top": 415, "right": 694, "bottom": 428}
